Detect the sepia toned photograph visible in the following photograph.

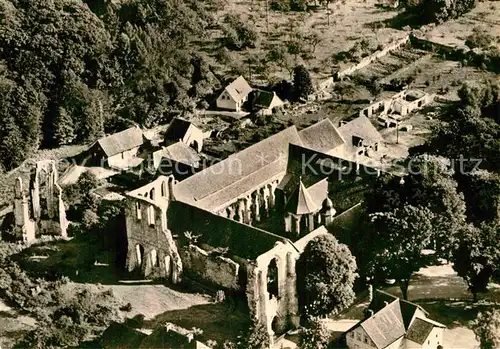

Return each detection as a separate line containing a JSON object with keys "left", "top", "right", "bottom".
{"left": 0, "top": 0, "right": 499, "bottom": 348}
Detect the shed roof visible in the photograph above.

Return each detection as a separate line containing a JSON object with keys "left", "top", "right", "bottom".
{"left": 155, "top": 142, "right": 201, "bottom": 168}
{"left": 95, "top": 127, "right": 144, "bottom": 157}
{"left": 299, "top": 118, "right": 346, "bottom": 154}
{"left": 225, "top": 76, "right": 253, "bottom": 103}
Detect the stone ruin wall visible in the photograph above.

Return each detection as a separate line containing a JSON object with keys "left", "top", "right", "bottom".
{"left": 124, "top": 176, "right": 183, "bottom": 283}
{"left": 13, "top": 160, "right": 68, "bottom": 242}
{"left": 180, "top": 244, "right": 240, "bottom": 290}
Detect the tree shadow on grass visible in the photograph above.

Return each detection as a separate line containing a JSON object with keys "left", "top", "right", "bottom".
{"left": 143, "top": 302, "right": 251, "bottom": 344}
{"left": 414, "top": 300, "right": 500, "bottom": 328}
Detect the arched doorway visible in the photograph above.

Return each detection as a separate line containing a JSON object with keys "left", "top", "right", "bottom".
{"left": 267, "top": 258, "right": 279, "bottom": 300}
{"left": 271, "top": 316, "right": 279, "bottom": 335}
{"left": 136, "top": 244, "right": 145, "bottom": 268}
{"left": 164, "top": 255, "right": 171, "bottom": 279}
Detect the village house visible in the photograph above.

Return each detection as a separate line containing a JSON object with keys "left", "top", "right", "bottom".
{"left": 346, "top": 290, "right": 446, "bottom": 349}
{"left": 216, "top": 76, "right": 253, "bottom": 112}
{"left": 88, "top": 126, "right": 145, "bottom": 169}
{"left": 164, "top": 117, "right": 209, "bottom": 153}
{"left": 250, "top": 89, "right": 285, "bottom": 116}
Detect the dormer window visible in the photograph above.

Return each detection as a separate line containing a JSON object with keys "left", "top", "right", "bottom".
{"left": 352, "top": 135, "right": 363, "bottom": 147}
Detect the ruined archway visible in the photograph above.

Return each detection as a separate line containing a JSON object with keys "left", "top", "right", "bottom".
{"left": 267, "top": 258, "right": 279, "bottom": 300}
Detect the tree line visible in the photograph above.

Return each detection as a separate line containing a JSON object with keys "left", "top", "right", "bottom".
{"left": 0, "top": 0, "right": 218, "bottom": 171}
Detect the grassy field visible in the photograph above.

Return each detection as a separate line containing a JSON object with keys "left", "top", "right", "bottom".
{"left": 203, "top": 0, "right": 408, "bottom": 84}
{"left": 421, "top": 1, "right": 500, "bottom": 50}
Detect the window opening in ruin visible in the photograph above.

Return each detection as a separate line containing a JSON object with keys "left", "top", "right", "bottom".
{"left": 136, "top": 244, "right": 145, "bottom": 267}
{"left": 267, "top": 258, "right": 279, "bottom": 300}
{"left": 151, "top": 249, "right": 158, "bottom": 267}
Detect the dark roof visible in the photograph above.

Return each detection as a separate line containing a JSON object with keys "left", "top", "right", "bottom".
{"left": 406, "top": 318, "right": 435, "bottom": 345}
{"left": 165, "top": 118, "right": 200, "bottom": 142}
{"left": 96, "top": 127, "right": 144, "bottom": 157}
{"left": 168, "top": 201, "right": 286, "bottom": 260}
{"left": 338, "top": 115, "right": 383, "bottom": 145}
{"left": 299, "top": 118, "right": 346, "bottom": 153}
{"left": 253, "top": 89, "right": 274, "bottom": 108}
{"left": 361, "top": 299, "right": 406, "bottom": 349}
{"left": 100, "top": 322, "right": 147, "bottom": 349}
{"left": 175, "top": 126, "right": 303, "bottom": 211}
{"left": 285, "top": 179, "right": 319, "bottom": 215}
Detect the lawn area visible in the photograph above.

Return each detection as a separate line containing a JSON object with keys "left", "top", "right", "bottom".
{"left": 421, "top": 0, "right": 500, "bottom": 51}
{"left": 144, "top": 302, "right": 251, "bottom": 344}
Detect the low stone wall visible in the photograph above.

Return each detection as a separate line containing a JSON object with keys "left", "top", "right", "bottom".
{"left": 180, "top": 244, "right": 240, "bottom": 290}
{"left": 337, "top": 36, "right": 410, "bottom": 79}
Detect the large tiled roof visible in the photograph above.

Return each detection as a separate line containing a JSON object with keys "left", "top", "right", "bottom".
{"left": 299, "top": 118, "right": 346, "bottom": 154}
{"left": 406, "top": 317, "right": 436, "bottom": 345}
{"left": 370, "top": 290, "right": 428, "bottom": 330}
{"left": 338, "top": 115, "right": 384, "bottom": 145}
{"left": 225, "top": 76, "right": 253, "bottom": 103}
{"left": 174, "top": 126, "right": 303, "bottom": 211}
{"left": 96, "top": 127, "right": 144, "bottom": 157}
{"left": 361, "top": 299, "right": 406, "bottom": 349}
{"left": 167, "top": 201, "right": 286, "bottom": 260}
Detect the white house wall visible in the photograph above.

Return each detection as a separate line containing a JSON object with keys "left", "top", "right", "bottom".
{"left": 107, "top": 147, "right": 140, "bottom": 168}
{"left": 346, "top": 326, "right": 377, "bottom": 349}
{"left": 217, "top": 90, "right": 238, "bottom": 111}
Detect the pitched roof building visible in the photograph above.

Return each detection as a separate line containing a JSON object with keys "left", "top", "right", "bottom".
{"left": 346, "top": 290, "right": 446, "bottom": 349}
{"left": 89, "top": 127, "right": 145, "bottom": 169}
{"left": 216, "top": 76, "right": 253, "bottom": 112}
{"left": 165, "top": 118, "right": 206, "bottom": 152}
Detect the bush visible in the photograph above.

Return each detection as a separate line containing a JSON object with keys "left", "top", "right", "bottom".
{"left": 270, "top": 0, "right": 291, "bottom": 11}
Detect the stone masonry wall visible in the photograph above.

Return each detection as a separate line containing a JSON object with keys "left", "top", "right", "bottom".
{"left": 180, "top": 244, "right": 240, "bottom": 290}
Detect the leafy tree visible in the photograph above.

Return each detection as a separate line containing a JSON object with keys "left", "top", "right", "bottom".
{"left": 456, "top": 170, "right": 500, "bottom": 225}
{"left": 369, "top": 205, "right": 435, "bottom": 300}
{"left": 452, "top": 222, "right": 500, "bottom": 301}
{"left": 238, "top": 320, "right": 270, "bottom": 349}
{"left": 470, "top": 309, "right": 500, "bottom": 349}
{"left": 293, "top": 65, "right": 313, "bottom": 101}
{"left": 53, "top": 107, "right": 76, "bottom": 146}
{"left": 307, "top": 31, "right": 322, "bottom": 54}
{"left": 366, "top": 155, "right": 467, "bottom": 255}
{"left": 299, "top": 316, "right": 330, "bottom": 349}
{"left": 297, "top": 234, "right": 357, "bottom": 317}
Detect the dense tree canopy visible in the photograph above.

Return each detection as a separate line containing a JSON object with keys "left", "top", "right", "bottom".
{"left": 297, "top": 234, "right": 357, "bottom": 317}
{"left": 471, "top": 309, "right": 500, "bottom": 349}
{"left": 0, "top": 0, "right": 217, "bottom": 171}
{"left": 452, "top": 222, "right": 500, "bottom": 301}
